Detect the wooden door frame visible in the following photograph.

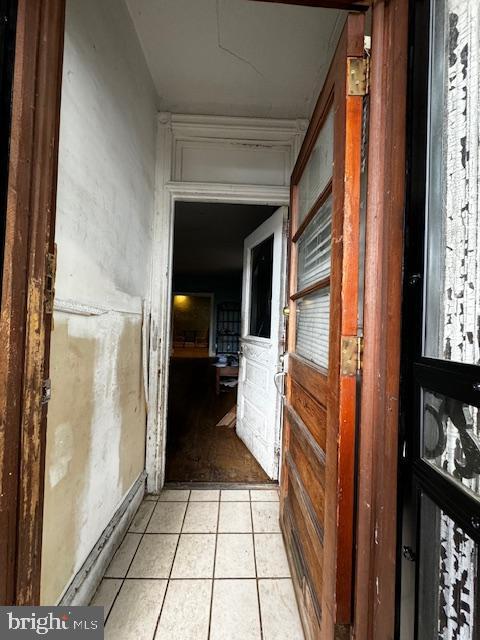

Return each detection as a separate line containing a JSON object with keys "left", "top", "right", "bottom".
{"left": 0, "top": 0, "right": 65, "bottom": 605}
{"left": 353, "top": 1, "right": 408, "bottom": 639}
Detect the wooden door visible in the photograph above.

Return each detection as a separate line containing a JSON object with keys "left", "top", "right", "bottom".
{"left": 280, "top": 13, "right": 365, "bottom": 640}
{"left": 237, "top": 207, "right": 287, "bottom": 478}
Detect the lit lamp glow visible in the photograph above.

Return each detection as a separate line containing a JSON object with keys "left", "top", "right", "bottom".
{"left": 174, "top": 294, "right": 191, "bottom": 310}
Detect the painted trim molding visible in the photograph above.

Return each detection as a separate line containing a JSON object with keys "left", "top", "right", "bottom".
{"left": 58, "top": 472, "right": 146, "bottom": 606}
{"left": 53, "top": 298, "right": 143, "bottom": 317}
{"left": 146, "top": 112, "right": 304, "bottom": 493}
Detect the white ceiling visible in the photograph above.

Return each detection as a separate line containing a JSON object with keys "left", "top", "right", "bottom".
{"left": 125, "top": 0, "right": 345, "bottom": 119}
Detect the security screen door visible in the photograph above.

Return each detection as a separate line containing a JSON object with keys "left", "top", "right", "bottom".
{"left": 402, "top": 1, "right": 480, "bottom": 638}
{"left": 279, "top": 13, "right": 366, "bottom": 640}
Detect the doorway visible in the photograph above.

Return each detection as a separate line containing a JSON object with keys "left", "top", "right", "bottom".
{"left": 0, "top": 3, "right": 412, "bottom": 620}
{"left": 165, "top": 201, "right": 286, "bottom": 484}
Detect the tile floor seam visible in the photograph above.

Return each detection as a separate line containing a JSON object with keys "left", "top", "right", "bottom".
{"left": 101, "top": 488, "right": 291, "bottom": 640}
{"left": 249, "top": 494, "right": 265, "bottom": 640}
{"left": 207, "top": 492, "right": 221, "bottom": 640}
{"left": 143, "top": 530, "right": 256, "bottom": 536}
{"left": 142, "top": 532, "right": 182, "bottom": 535}
{"left": 151, "top": 494, "right": 190, "bottom": 640}
{"left": 107, "top": 576, "right": 293, "bottom": 582}
{"left": 104, "top": 493, "right": 158, "bottom": 626}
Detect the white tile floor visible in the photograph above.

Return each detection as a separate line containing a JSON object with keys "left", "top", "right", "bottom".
{"left": 91, "top": 487, "right": 305, "bottom": 640}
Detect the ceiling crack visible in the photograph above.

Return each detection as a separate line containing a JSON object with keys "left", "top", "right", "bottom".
{"left": 215, "top": 0, "right": 265, "bottom": 79}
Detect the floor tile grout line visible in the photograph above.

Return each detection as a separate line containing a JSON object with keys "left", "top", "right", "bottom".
{"left": 117, "top": 576, "right": 292, "bottom": 581}
{"left": 102, "top": 489, "right": 279, "bottom": 633}
{"left": 151, "top": 495, "right": 190, "bottom": 640}
{"left": 104, "top": 495, "right": 159, "bottom": 626}
{"left": 249, "top": 495, "right": 264, "bottom": 640}
{"left": 207, "top": 494, "right": 221, "bottom": 640}
{"left": 141, "top": 530, "right": 280, "bottom": 535}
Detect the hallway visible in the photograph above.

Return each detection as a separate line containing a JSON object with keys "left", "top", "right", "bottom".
{"left": 166, "top": 358, "right": 270, "bottom": 483}
{"left": 92, "top": 487, "right": 304, "bottom": 640}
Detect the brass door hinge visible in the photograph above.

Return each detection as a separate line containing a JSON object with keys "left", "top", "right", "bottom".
{"left": 347, "top": 56, "right": 369, "bottom": 96}
{"left": 45, "top": 244, "right": 57, "bottom": 314}
{"left": 340, "top": 336, "right": 364, "bottom": 376}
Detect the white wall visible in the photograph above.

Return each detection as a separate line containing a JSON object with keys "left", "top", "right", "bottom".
{"left": 40, "top": 0, "right": 158, "bottom": 605}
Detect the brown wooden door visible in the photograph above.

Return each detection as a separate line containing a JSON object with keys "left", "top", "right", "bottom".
{"left": 280, "top": 13, "right": 365, "bottom": 640}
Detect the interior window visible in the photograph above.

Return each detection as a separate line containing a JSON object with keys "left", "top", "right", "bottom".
{"left": 249, "top": 234, "right": 274, "bottom": 338}
{"left": 296, "top": 287, "right": 330, "bottom": 370}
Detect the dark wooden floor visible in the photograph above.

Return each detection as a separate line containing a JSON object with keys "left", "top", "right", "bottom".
{"left": 165, "top": 358, "right": 270, "bottom": 483}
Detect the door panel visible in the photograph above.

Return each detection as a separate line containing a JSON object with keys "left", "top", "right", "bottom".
{"left": 280, "top": 13, "right": 365, "bottom": 639}
{"left": 289, "top": 379, "right": 327, "bottom": 450}
{"left": 237, "top": 207, "right": 287, "bottom": 479}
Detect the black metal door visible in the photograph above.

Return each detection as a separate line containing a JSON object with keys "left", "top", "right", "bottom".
{"left": 399, "top": 1, "right": 480, "bottom": 638}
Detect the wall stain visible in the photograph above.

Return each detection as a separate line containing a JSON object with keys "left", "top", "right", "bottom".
{"left": 117, "top": 318, "right": 147, "bottom": 495}
{"left": 40, "top": 318, "right": 96, "bottom": 605}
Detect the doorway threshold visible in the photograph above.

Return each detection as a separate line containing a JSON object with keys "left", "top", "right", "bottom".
{"left": 163, "top": 481, "right": 278, "bottom": 491}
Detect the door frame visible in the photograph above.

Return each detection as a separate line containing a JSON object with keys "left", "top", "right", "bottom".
{"left": 0, "top": 0, "right": 65, "bottom": 605}
{"left": 145, "top": 113, "right": 304, "bottom": 493}
{"left": 146, "top": 181, "right": 290, "bottom": 493}
{"left": 353, "top": 1, "right": 409, "bottom": 639}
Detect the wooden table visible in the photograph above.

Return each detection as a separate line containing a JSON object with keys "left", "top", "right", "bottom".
{"left": 214, "top": 365, "right": 239, "bottom": 395}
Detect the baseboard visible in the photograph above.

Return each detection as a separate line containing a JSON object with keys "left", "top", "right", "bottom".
{"left": 59, "top": 471, "right": 146, "bottom": 606}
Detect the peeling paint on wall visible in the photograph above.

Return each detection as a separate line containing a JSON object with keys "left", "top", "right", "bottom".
{"left": 40, "top": 320, "right": 96, "bottom": 605}
{"left": 40, "top": 0, "right": 157, "bottom": 605}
